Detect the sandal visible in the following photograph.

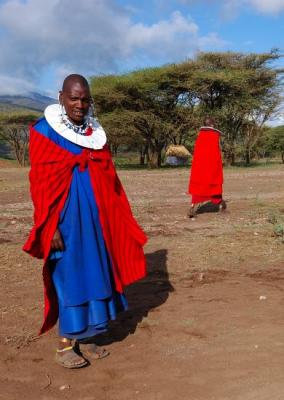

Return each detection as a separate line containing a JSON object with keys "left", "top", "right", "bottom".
{"left": 76, "top": 342, "right": 110, "bottom": 360}
{"left": 188, "top": 203, "right": 203, "bottom": 218}
{"left": 55, "top": 345, "right": 88, "bottom": 369}
{"left": 219, "top": 200, "right": 227, "bottom": 211}
{"left": 188, "top": 205, "right": 197, "bottom": 218}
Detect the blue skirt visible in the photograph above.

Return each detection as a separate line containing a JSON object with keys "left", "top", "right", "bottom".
{"left": 51, "top": 259, "right": 128, "bottom": 339}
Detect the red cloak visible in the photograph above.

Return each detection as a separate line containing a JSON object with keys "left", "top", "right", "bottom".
{"left": 188, "top": 127, "right": 223, "bottom": 204}
{"left": 23, "top": 126, "right": 147, "bottom": 334}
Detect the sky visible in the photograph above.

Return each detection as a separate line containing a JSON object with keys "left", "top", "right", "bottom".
{"left": 0, "top": 0, "right": 283, "bottom": 121}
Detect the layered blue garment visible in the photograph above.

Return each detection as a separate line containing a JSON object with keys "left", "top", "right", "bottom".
{"left": 35, "top": 118, "right": 128, "bottom": 339}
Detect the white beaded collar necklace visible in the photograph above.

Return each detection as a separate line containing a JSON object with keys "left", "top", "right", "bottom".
{"left": 200, "top": 126, "right": 223, "bottom": 135}
{"left": 44, "top": 104, "right": 107, "bottom": 149}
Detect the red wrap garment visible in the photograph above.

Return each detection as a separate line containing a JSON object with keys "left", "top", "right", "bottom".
{"left": 188, "top": 127, "right": 223, "bottom": 204}
{"left": 23, "top": 126, "right": 147, "bottom": 334}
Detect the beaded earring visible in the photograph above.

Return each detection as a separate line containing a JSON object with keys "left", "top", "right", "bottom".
{"left": 84, "top": 100, "right": 95, "bottom": 135}
{"left": 58, "top": 92, "right": 66, "bottom": 123}
{"left": 87, "top": 100, "right": 95, "bottom": 120}
{"left": 60, "top": 104, "right": 67, "bottom": 123}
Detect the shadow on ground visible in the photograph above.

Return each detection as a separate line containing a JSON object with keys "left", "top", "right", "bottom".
{"left": 96, "top": 249, "right": 174, "bottom": 345}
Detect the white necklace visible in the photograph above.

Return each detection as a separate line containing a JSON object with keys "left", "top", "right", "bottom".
{"left": 61, "top": 116, "right": 89, "bottom": 135}
{"left": 44, "top": 104, "right": 107, "bottom": 149}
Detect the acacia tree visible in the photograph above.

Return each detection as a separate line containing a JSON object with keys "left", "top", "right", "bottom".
{"left": 90, "top": 66, "right": 195, "bottom": 167}
{"left": 0, "top": 112, "right": 39, "bottom": 166}
{"left": 241, "top": 95, "right": 279, "bottom": 165}
{"left": 90, "top": 51, "right": 282, "bottom": 167}
{"left": 174, "top": 51, "right": 283, "bottom": 164}
{"left": 264, "top": 125, "right": 284, "bottom": 163}
{"left": 98, "top": 110, "right": 141, "bottom": 154}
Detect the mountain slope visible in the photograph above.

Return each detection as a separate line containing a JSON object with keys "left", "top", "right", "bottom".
{"left": 0, "top": 92, "right": 55, "bottom": 112}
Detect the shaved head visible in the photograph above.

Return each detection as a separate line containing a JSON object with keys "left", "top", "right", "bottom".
{"left": 203, "top": 116, "right": 216, "bottom": 127}
{"left": 62, "top": 74, "right": 89, "bottom": 92}
{"left": 59, "top": 74, "right": 92, "bottom": 125}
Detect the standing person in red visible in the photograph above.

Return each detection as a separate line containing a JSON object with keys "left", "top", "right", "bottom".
{"left": 188, "top": 117, "right": 226, "bottom": 218}
{"left": 23, "top": 74, "right": 147, "bottom": 368}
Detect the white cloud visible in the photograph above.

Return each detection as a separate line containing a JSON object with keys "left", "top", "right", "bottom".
{"left": 267, "top": 104, "right": 284, "bottom": 126}
{"left": 223, "top": 0, "right": 284, "bottom": 15}
{"left": 249, "top": 0, "right": 284, "bottom": 14}
{"left": 198, "top": 32, "right": 229, "bottom": 50}
{"left": 0, "top": 0, "right": 226, "bottom": 95}
{"left": 266, "top": 115, "right": 284, "bottom": 126}
{"left": 126, "top": 12, "right": 199, "bottom": 60}
{"left": 179, "top": 0, "right": 284, "bottom": 15}
{"left": 0, "top": 74, "right": 35, "bottom": 95}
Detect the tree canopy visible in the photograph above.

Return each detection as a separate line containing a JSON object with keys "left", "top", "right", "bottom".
{"left": 90, "top": 51, "right": 283, "bottom": 167}
{"left": 0, "top": 111, "right": 39, "bottom": 165}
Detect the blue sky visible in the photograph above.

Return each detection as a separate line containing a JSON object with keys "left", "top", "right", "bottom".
{"left": 0, "top": 0, "right": 283, "bottom": 98}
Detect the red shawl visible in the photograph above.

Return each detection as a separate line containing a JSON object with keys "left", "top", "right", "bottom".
{"left": 23, "top": 126, "right": 147, "bottom": 334}
{"left": 188, "top": 127, "right": 223, "bottom": 198}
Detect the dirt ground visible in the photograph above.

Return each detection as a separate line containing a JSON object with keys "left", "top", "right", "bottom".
{"left": 1, "top": 162, "right": 284, "bottom": 400}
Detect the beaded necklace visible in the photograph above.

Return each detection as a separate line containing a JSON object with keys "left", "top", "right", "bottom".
{"left": 62, "top": 115, "right": 93, "bottom": 136}
{"left": 45, "top": 104, "right": 107, "bottom": 149}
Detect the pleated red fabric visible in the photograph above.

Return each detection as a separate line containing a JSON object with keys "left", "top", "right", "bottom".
{"left": 23, "top": 126, "right": 147, "bottom": 334}
{"left": 188, "top": 127, "right": 223, "bottom": 202}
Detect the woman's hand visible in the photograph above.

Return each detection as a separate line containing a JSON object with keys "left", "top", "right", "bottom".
{"left": 51, "top": 228, "right": 64, "bottom": 251}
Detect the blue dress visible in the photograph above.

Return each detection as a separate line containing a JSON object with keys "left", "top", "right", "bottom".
{"left": 35, "top": 118, "right": 128, "bottom": 339}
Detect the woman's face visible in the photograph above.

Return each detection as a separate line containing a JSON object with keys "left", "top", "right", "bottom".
{"left": 60, "top": 81, "right": 92, "bottom": 125}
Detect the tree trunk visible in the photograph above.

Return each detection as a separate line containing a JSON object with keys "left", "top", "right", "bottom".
{"left": 158, "top": 150, "right": 162, "bottom": 168}
{"left": 148, "top": 144, "right": 164, "bottom": 168}
{"left": 245, "top": 148, "right": 251, "bottom": 165}
{"left": 281, "top": 151, "right": 284, "bottom": 164}
{"left": 148, "top": 150, "right": 159, "bottom": 168}
{"left": 146, "top": 148, "right": 149, "bottom": 164}
{"left": 139, "top": 144, "right": 148, "bottom": 165}
{"left": 13, "top": 144, "right": 22, "bottom": 166}
{"left": 230, "top": 151, "right": 235, "bottom": 166}
{"left": 139, "top": 148, "right": 145, "bottom": 165}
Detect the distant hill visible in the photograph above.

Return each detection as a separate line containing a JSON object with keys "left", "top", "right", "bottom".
{"left": 0, "top": 92, "right": 56, "bottom": 112}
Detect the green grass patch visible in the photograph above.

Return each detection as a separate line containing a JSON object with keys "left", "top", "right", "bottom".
{"left": 226, "top": 159, "right": 283, "bottom": 170}
{"left": 267, "top": 209, "right": 284, "bottom": 243}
